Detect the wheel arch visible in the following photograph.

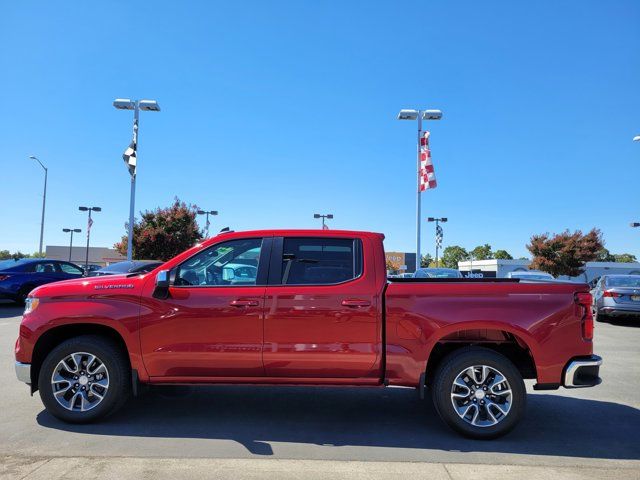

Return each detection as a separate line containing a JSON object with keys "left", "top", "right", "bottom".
{"left": 30, "top": 324, "right": 131, "bottom": 392}
{"left": 423, "top": 326, "right": 538, "bottom": 387}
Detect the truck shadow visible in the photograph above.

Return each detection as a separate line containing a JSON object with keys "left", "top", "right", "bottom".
{"left": 36, "top": 386, "right": 640, "bottom": 461}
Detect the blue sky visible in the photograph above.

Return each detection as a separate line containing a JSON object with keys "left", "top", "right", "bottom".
{"left": 1, "top": 1, "right": 639, "bottom": 259}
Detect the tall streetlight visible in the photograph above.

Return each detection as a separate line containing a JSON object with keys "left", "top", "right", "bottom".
{"left": 28, "top": 155, "right": 48, "bottom": 255}
{"left": 62, "top": 228, "right": 82, "bottom": 262}
{"left": 197, "top": 209, "right": 218, "bottom": 238}
{"left": 427, "top": 217, "right": 447, "bottom": 266}
{"left": 633, "top": 136, "right": 639, "bottom": 227}
{"left": 78, "top": 207, "right": 101, "bottom": 271}
{"left": 397, "top": 108, "right": 443, "bottom": 264}
{"left": 113, "top": 98, "right": 161, "bottom": 261}
{"left": 314, "top": 213, "right": 333, "bottom": 229}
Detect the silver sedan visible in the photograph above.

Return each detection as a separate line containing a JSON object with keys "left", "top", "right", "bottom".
{"left": 592, "top": 274, "right": 640, "bottom": 321}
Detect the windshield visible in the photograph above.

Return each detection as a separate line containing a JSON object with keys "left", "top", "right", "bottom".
{"left": 98, "top": 262, "right": 134, "bottom": 273}
{"left": 0, "top": 258, "right": 31, "bottom": 271}
{"left": 606, "top": 276, "right": 640, "bottom": 288}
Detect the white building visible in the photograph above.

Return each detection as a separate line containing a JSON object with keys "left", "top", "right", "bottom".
{"left": 458, "top": 258, "right": 640, "bottom": 283}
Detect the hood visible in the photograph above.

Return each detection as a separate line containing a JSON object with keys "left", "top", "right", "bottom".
{"left": 30, "top": 273, "right": 148, "bottom": 298}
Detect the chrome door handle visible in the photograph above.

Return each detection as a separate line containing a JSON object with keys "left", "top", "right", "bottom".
{"left": 230, "top": 299, "right": 260, "bottom": 307}
{"left": 341, "top": 299, "right": 371, "bottom": 307}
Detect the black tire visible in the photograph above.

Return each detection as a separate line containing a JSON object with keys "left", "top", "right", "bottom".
{"left": 594, "top": 309, "right": 608, "bottom": 323}
{"left": 38, "top": 335, "right": 130, "bottom": 423}
{"left": 431, "top": 347, "right": 526, "bottom": 439}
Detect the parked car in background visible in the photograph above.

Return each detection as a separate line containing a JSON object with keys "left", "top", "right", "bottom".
{"left": 592, "top": 275, "right": 640, "bottom": 322}
{"left": 83, "top": 264, "right": 102, "bottom": 275}
{"left": 88, "top": 260, "right": 164, "bottom": 277}
{"left": 414, "top": 267, "right": 463, "bottom": 278}
{"left": 505, "top": 270, "right": 554, "bottom": 281}
{"left": 0, "top": 258, "right": 84, "bottom": 304}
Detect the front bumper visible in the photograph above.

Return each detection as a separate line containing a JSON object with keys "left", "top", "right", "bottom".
{"left": 563, "top": 355, "right": 602, "bottom": 388}
{"left": 15, "top": 362, "right": 31, "bottom": 384}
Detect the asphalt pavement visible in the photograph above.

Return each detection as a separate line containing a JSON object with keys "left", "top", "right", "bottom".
{"left": 1, "top": 301, "right": 638, "bottom": 479}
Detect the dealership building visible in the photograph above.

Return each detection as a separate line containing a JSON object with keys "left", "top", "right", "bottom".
{"left": 45, "top": 246, "right": 125, "bottom": 267}
{"left": 458, "top": 258, "right": 640, "bottom": 282}
{"left": 385, "top": 251, "right": 417, "bottom": 273}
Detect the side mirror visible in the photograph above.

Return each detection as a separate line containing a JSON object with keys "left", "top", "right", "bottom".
{"left": 153, "top": 269, "right": 171, "bottom": 299}
{"left": 222, "top": 266, "right": 235, "bottom": 282}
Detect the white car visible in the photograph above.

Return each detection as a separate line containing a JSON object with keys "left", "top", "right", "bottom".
{"left": 506, "top": 270, "right": 554, "bottom": 281}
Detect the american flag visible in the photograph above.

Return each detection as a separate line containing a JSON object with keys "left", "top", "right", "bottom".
{"left": 87, "top": 217, "right": 93, "bottom": 233}
{"left": 122, "top": 119, "right": 138, "bottom": 177}
{"left": 419, "top": 131, "right": 437, "bottom": 191}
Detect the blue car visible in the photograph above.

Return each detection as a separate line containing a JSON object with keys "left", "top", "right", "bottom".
{"left": 0, "top": 258, "right": 85, "bottom": 304}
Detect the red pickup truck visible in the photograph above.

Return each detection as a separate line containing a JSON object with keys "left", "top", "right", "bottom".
{"left": 14, "top": 229, "right": 601, "bottom": 438}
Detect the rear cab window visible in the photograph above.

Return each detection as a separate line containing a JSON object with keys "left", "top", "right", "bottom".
{"left": 278, "top": 237, "right": 363, "bottom": 285}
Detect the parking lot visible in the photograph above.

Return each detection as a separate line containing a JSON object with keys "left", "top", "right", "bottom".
{"left": 1, "top": 301, "right": 639, "bottom": 478}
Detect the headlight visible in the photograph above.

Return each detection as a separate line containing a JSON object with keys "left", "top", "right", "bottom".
{"left": 24, "top": 297, "right": 39, "bottom": 315}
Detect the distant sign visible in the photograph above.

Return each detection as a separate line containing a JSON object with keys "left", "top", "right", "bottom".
{"left": 461, "top": 270, "right": 496, "bottom": 278}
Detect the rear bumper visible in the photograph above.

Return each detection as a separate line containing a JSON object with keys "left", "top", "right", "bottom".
{"left": 599, "top": 306, "right": 640, "bottom": 316}
{"left": 15, "top": 362, "right": 31, "bottom": 384}
{"left": 563, "top": 355, "right": 602, "bottom": 388}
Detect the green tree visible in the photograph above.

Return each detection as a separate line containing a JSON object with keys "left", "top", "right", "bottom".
{"left": 613, "top": 253, "right": 637, "bottom": 263}
{"left": 494, "top": 249, "right": 513, "bottom": 260}
{"left": 114, "top": 197, "right": 203, "bottom": 261}
{"left": 471, "top": 244, "right": 493, "bottom": 260}
{"left": 0, "top": 250, "right": 11, "bottom": 260}
{"left": 442, "top": 245, "right": 468, "bottom": 270}
{"left": 595, "top": 248, "right": 615, "bottom": 262}
{"left": 420, "top": 253, "right": 433, "bottom": 268}
{"left": 30, "top": 251, "right": 46, "bottom": 258}
{"left": 527, "top": 229, "right": 603, "bottom": 277}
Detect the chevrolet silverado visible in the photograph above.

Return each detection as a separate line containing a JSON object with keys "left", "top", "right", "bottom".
{"left": 14, "top": 229, "right": 602, "bottom": 438}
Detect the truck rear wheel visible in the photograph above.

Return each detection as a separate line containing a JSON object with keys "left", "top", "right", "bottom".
{"left": 38, "top": 335, "right": 130, "bottom": 423}
{"left": 431, "top": 347, "right": 525, "bottom": 439}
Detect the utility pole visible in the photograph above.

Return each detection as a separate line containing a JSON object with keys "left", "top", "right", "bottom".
{"left": 427, "top": 217, "right": 448, "bottom": 266}
{"left": 197, "top": 210, "right": 219, "bottom": 238}
{"left": 397, "top": 109, "right": 443, "bottom": 263}
{"left": 78, "top": 207, "right": 101, "bottom": 271}
{"left": 314, "top": 213, "right": 333, "bottom": 229}
{"left": 29, "top": 156, "right": 48, "bottom": 255}
{"left": 113, "top": 98, "right": 161, "bottom": 261}
{"left": 62, "top": 228, "right": 81, "bottom": 262}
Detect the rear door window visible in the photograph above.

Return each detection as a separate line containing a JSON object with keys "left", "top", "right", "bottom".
{"left": 280, "top": 237, "right": 362, "bottom": 285}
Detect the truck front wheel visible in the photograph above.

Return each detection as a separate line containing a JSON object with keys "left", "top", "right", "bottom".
{"left": 38, "top": 335, "right": 130, "bottom": 423}
{"left": 431, "top": 347, "right": 526, "bottom": 439}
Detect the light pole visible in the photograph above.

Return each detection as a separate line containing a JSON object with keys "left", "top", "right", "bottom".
{"left": 427, "top": 217, "right": 448, "bottom": 266}
{"left": 197, "top": 210, "right": 218, "bottom": 238}
{"left": 79, "top": 207, "right": 101, "bottom": 271}
{"left": 29, "top": 156, "right": 48, "bottom": 255}
{"left": 397, "top": 108, "right": 443, "bottom": 264}
{"left": 62, "top": 228, "right": 82, "bottom": 262}
{"left": 314, "top": 213, "right": 333, "bottom": 229}
{"left": 113, "top": 98, "right": 161, "bottom": 261}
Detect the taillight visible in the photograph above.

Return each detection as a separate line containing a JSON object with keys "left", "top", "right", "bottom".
{"left": 575, "top": 292, "right": 593, "bottom": 340}
{"left": 603, "top": 290, "right": 622, "bottom": 298}
{"left": 0, "top": 275, "right": 9, "bottom": 281}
